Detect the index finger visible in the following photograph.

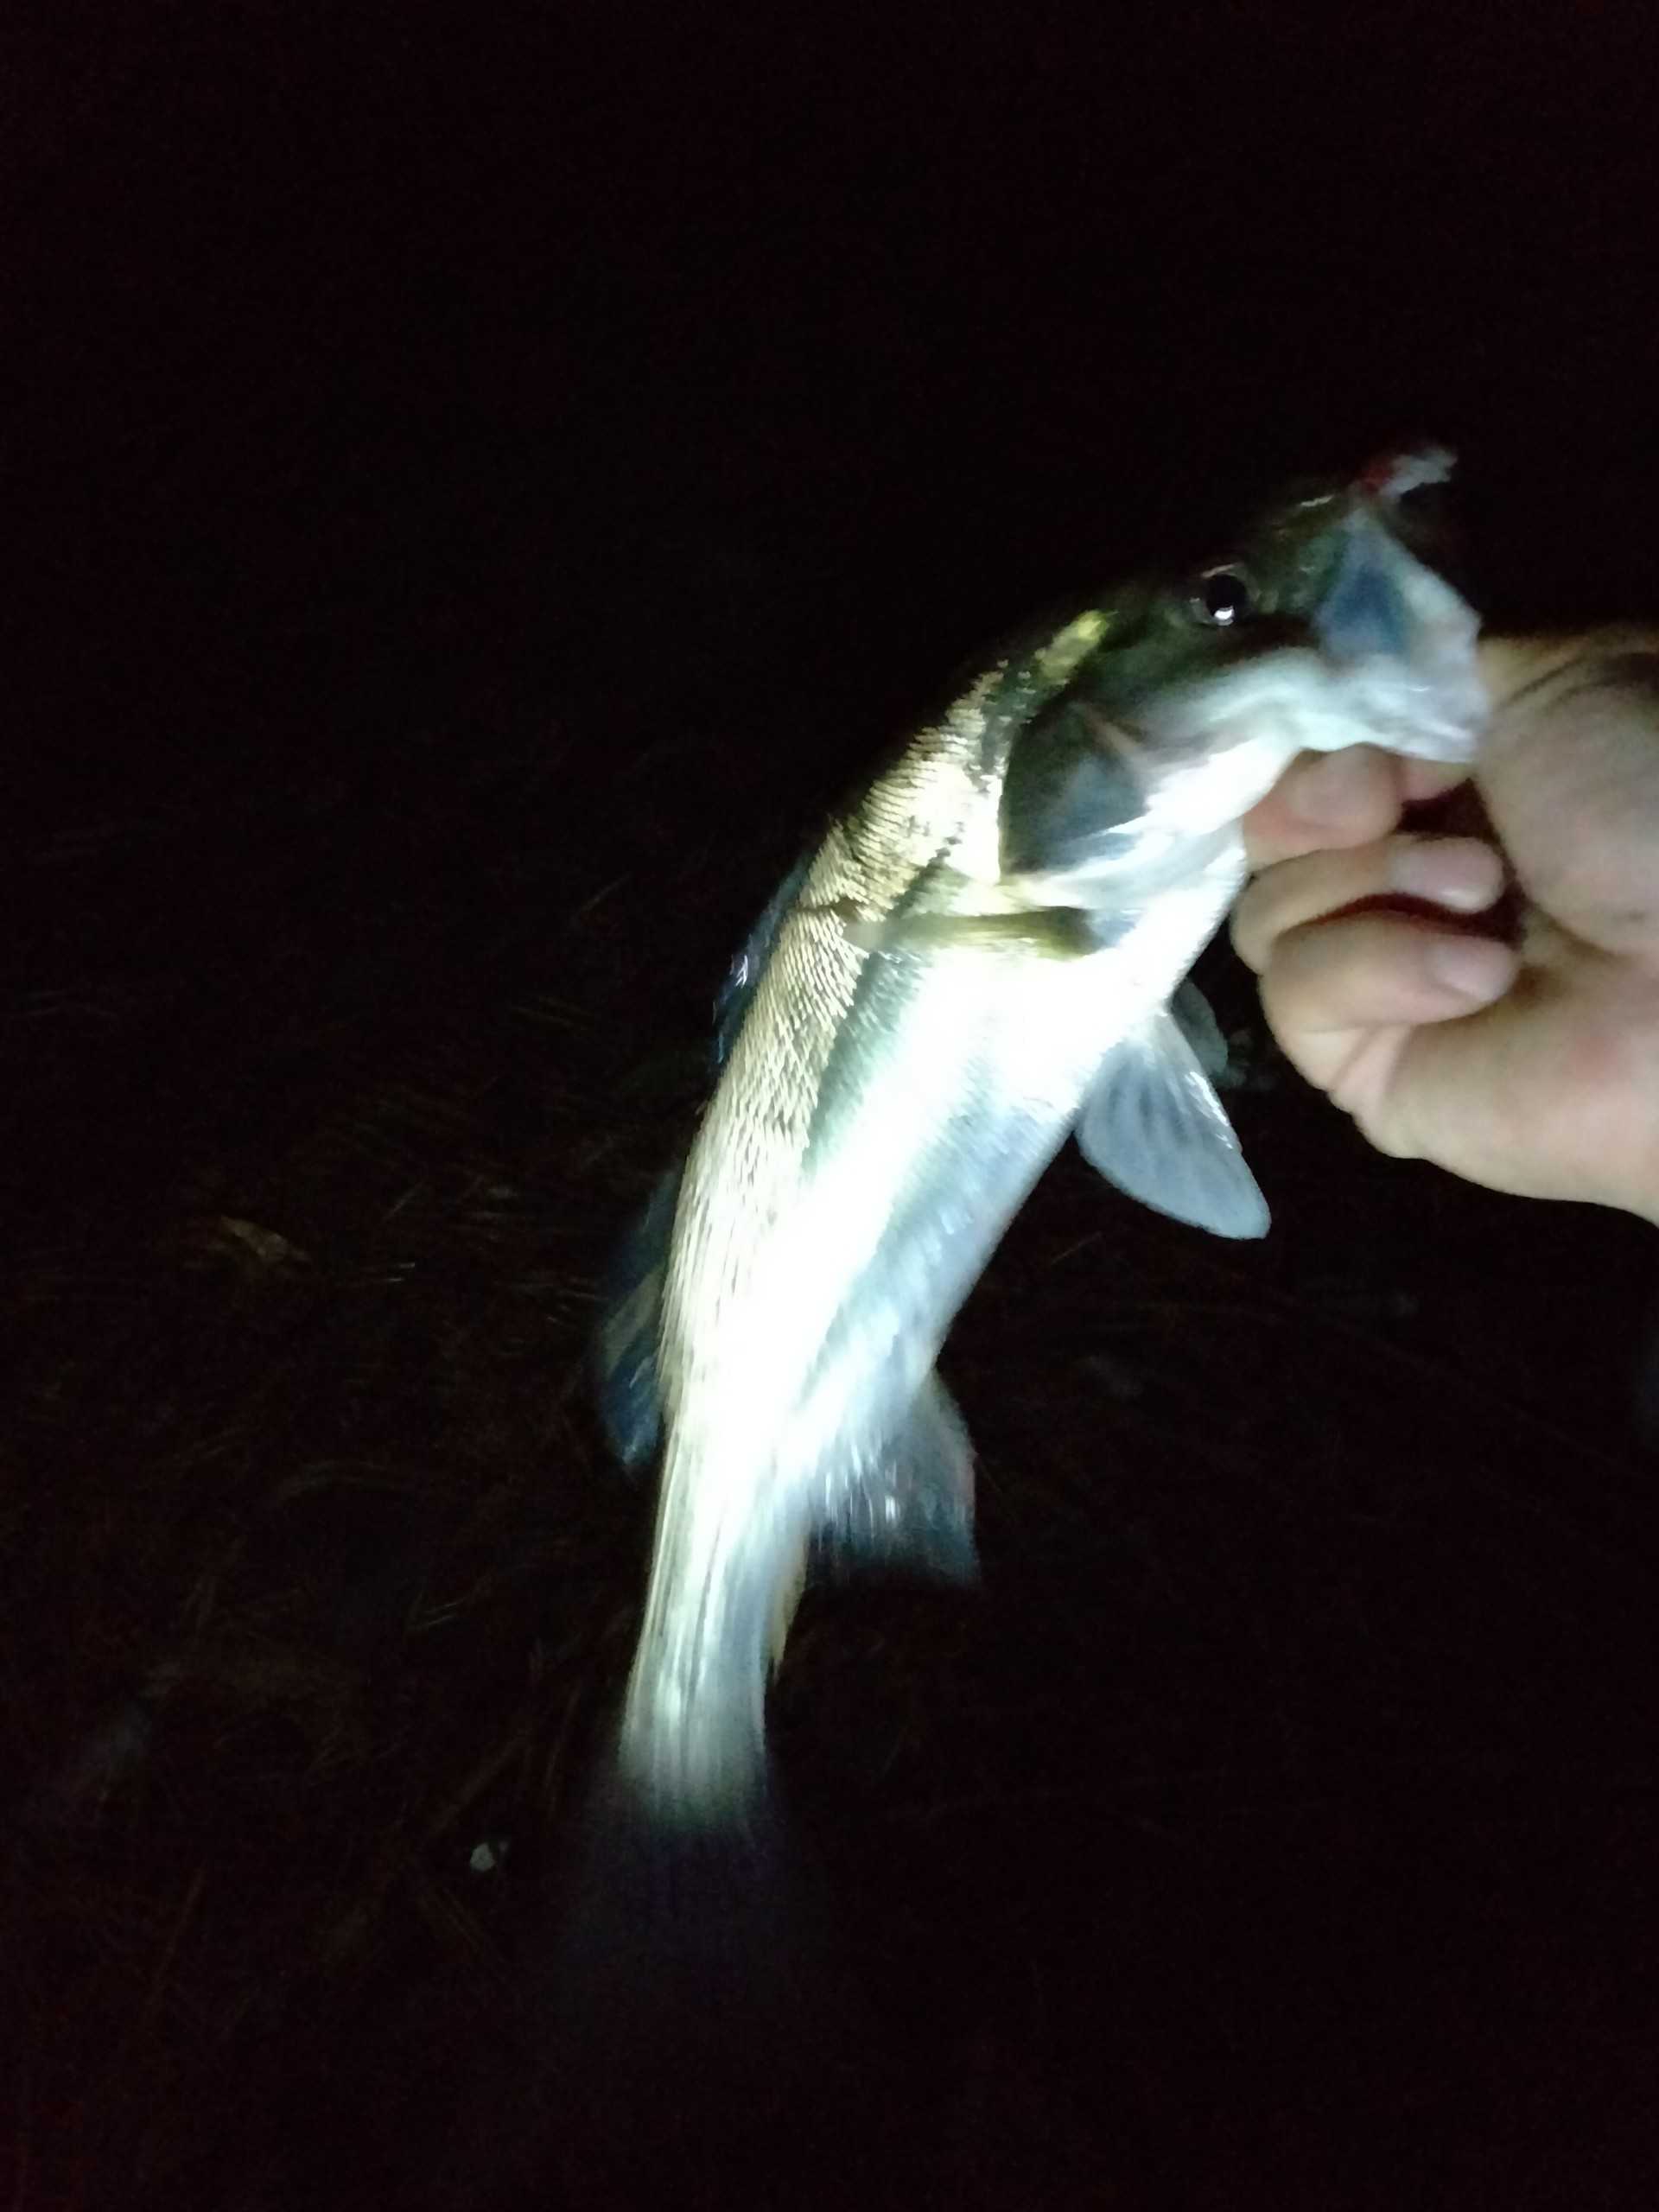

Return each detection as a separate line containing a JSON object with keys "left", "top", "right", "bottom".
{"left": 1241, "top": 746, "right": 1465, "bottom": 870}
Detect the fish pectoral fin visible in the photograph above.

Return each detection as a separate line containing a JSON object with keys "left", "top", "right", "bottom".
{"left": 832, "top": 903, "right": 1097, "bottom": 959}
{"left": 822, "top": 1374, "right": 979, "bottom": 1583}
{"left": 1077, "top": 1011, "right": 1270, "bottom": 1239}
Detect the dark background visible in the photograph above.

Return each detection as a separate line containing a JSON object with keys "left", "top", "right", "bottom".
{"left": 5, "top": 6, "right": 1658, "bottom": 2209}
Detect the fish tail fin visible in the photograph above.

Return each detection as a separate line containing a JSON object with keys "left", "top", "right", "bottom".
{"left": 537, "top": 1749, "right": 873, "bottom": 2206}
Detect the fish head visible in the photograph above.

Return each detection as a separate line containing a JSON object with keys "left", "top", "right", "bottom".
{"left": 1000, "top": 447, "right": 1487, "bottom": 900}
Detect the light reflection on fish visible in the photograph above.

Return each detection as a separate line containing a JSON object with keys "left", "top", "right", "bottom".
{"left": 596, "top": 448, "right": 1485, "bottom": 1832}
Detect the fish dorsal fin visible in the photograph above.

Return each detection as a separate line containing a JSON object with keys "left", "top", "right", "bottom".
{"left": 821, "top": 1372, "right": 979, "bottom": 1584}
{"left": 591, "top": 1163, "right": 683, "bottom": 1470}
{"left": 595, "top": 855, "right": 815, "bottom": 1471}
{"left": 1077, "top": 1004, "right": 1269, "bottom": 1239}
{"left": 714, "top": 850, "right": 813, "bottom": 1065}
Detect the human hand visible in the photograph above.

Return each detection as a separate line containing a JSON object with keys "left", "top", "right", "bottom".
{"left": 1231, "top": 630, "right": 1659, "bottom": 1224}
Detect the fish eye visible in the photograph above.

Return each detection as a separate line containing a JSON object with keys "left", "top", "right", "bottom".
{"left": 1189, "top": 564, "right": 1255, "bottom": 628}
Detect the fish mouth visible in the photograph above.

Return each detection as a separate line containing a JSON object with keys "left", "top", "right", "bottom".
{"left": 1312, "top": 511, "right": 1421, "bottom": 664}
{"left": 1306, "top": 494, "right": 1487, "bottom": 765}
{"left": 1354, "top": 445, "right": 1456, "bottom": 504}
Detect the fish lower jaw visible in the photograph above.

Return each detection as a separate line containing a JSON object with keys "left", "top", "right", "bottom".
{"left": 1306, "top": 656, "right": 1488, "bottom": 765}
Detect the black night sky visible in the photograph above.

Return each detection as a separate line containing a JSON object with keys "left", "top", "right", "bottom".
{"left": 11, "top": 6, "right": 1657, "bottom": 822}
{"left": 6, "top": 8, "right": 1659, "bottom": 2209}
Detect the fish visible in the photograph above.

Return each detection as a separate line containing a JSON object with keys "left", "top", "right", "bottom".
{"left": 595, "top": 447, "right": 1486, "bottom": 1836}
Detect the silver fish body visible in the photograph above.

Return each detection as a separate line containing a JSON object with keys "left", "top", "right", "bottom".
{"left": 601, "top": 450, "right": 1486, "bottom": 1829}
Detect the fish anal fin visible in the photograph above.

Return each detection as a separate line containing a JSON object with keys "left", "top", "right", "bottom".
{"left": 820, "top": 1373, "right": 978, "bottom": 1583}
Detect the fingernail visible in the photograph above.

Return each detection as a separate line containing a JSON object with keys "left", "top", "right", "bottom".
{"left": 1426, "top": 937, "right": 1515, "bottom": 1001}
{"left": 1387, "top": 837, "right": 1502, "bottom": 912}
{"left": 1287, "top": 747, "right": 1376, "bottom": 827}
